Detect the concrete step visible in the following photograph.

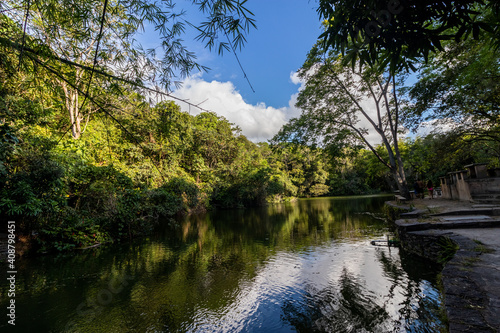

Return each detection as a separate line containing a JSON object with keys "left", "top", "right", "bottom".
{"left": 472, "top": 193, "right": 500, "bottom": 204}
{"left": 430, "top": 208, "right": 500, "bottom": 217}
{"left": 473, "top": 193, "right": 500, "bottom": 197}
{"left": 472, "top": 196, "right": 500, "bottom": 203}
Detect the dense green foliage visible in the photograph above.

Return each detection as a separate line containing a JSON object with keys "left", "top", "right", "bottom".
{"left": 0, "top": 42, "right": 334, "bottom": 251}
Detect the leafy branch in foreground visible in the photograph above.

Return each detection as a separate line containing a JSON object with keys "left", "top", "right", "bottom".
{"left": 317, "top": 0, "right": 498, "bottom": 73}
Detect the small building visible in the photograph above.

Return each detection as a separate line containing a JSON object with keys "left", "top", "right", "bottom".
{"left": 439, "top": 163, "right": 500, "bottom": 203}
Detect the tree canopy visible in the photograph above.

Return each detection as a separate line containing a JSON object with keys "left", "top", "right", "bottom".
{"left": 318, "top": 0, "right": 499, "bottom": 72}
{"left": 2, "top": 0, "right": 256, "bottom": 86}
{"left": 403, "top": 37, "right": 499, "bottom": 132}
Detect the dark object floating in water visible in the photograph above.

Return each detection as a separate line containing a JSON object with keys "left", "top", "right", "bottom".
{"left": 371, "top": 239, "right": 400, "bottom": 247}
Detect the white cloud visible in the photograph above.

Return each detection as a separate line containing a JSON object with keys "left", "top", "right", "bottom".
{"left": 290, "top": 71, "right": 302, "bottom": 85}
{"left": 169, "top": 75, "right": 301, "bottom": 142}
{"left": 409, "top": 118, "right": 457, "bottom": 139}
{"left": 357, "top": 99, "right": 385, "bottom": 146}
{"left": 166, "top": 72, "right": 402, "bottom": 147}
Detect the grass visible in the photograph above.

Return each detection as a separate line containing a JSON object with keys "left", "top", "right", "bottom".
{"left": 436, "top": 272, "right": 450, "bottom": 332}
{"left": 438, "top": 237, "right": 459, "bottom": 264}
{"left": 473, "top": 239, "right": 495, "bottom": 254}
{"left": 427, "top": 207, "right": 440, "bottom": 214}
{"left": 416, "top": 216, "right": 440, "bottom": 223}
{"left": 457, "top": 253, "right": 483, "bottom": 271}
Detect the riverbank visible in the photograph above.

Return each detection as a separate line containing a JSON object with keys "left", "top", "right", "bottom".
{"left": 390, "top": 197, "right": 500, "bottom": 332}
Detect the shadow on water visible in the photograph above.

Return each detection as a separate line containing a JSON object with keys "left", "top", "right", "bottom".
{"left": 0, "top": 195, "right": 445, "bottom": 332}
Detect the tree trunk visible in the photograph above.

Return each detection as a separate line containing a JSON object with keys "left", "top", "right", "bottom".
{"left": 392, "top": 167, "right": 410, "bottom": 199}
{"left": 61, "top": 81, "right": 82, "bottom": 139}
{"left": 395, "top": 154, "right": 410, "bottom": 199}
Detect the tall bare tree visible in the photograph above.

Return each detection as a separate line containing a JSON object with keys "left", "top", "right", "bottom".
{"left": 274, "top": 44, "right": 410, "bottom": 197}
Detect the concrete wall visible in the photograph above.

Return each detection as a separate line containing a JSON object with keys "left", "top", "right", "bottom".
{"left": 457, "top": 172, "right": 473, "bottom": 201}
{"left": 468, "top": 178, "right": 500, "bottom": 195}
{"left": 439, "top": 176, "right": 450, "bottom": 199}
{"left": 397, "top": 229, "right": 448, "bottom": 262}
{"left": 439, "top": 164, "right": 500, "bottom": 202}
{"left": 440, "top": 171, "right": 471, "bottom": 201}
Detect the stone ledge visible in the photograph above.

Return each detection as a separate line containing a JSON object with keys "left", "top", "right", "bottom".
{"left": 395, "top": 227, "right": 499, "bottom": 332}
{"left": 396, "top": 219, "right": 500, "bottom": 232}
{"left": 442, "top": 234, "right": 498, "bottom": 333}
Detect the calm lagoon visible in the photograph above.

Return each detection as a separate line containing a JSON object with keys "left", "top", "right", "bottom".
{"left": 0, "top": 195, "right": 445, "bottom": 332}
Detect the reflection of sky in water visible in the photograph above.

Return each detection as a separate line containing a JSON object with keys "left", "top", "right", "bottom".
{"left": 186, "top": 241, "right": 442, "bottom": 333}
{"left": 0, "top": 196, "right": 444, "bottom": 332}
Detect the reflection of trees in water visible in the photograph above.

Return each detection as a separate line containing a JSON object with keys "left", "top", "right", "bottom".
{"left": 173, "top": 196, "right": 392, "bottom": 254}
{"left": 378, "top": 249, "right": 444, "bottom": 333}
{"left": 282, "top": 253, "right": 444, "bottom": 333}
{"left": 281, "top": 267, "right": 390, "bottom": 332}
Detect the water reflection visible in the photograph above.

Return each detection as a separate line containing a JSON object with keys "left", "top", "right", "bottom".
{"left": 280, "top": 250, "right": 443, "bottom": 333}
{"left": 0, "top": 195, "right": 445, "bottom": 332}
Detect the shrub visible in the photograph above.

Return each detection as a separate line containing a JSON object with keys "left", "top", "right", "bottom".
{"left": 144, "top": 187, "right": 183, "bottom": 219}
{"left": 161, "top": 177, "right": 199, "bottom": 211}
{"left": 37, "top": 208, "right": 111, "bottom": 252}
{"left": 0, "top": 150, "right": 65, "bottom": 231}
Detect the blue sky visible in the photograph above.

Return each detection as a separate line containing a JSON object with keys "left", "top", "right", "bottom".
{"left": 140, "top": 1, "right": 324, "bottom": 142}
{"left": 197, "top": 1, "right": 323, "bottom": 108}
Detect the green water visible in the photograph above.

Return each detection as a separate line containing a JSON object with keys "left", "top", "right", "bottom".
{"left": 1, "top": 195, "right": 445, "bottom": 332}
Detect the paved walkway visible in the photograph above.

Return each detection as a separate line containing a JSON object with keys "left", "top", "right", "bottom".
{"left": 393, "top": 197, "right": 500, "bottom": 332}
{"left": 405, "top": 197, "right": 500, "bottom": 215}
{"left": 449, "top": 228, "right": 500, "bottom": 332}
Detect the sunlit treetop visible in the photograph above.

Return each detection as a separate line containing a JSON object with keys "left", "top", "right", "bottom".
{"left": 317, "top": 0, "right": 499, "bottom": 73}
